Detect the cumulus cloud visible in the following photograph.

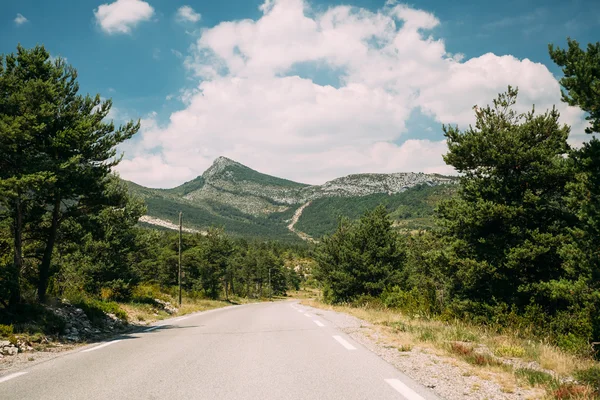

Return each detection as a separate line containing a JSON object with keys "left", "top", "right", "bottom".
{"left": 94, "top": 0, "right": 154, "bottom": 34}
{"left": 176, "top": 5, "right": 201, "bottom": 23}
{"left": 116, "top": 0, "right": 586, "bottom": 188}
{"left": 14, "top": 13, "right": 28, "bottom": 25}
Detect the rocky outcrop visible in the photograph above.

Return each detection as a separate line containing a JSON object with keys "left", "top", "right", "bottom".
{"left": 46, "top": 300, "right": 128, "bottom": 342}
{"left": 153, "top": 298, "right": 178, "bottom": 314}
{"left": 0, "top": 341, "right": 18, "bottom": 357}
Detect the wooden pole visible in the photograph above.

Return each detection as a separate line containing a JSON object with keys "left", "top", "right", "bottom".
{"left": 178, "top": 211, "right": 182, "bottom": 307}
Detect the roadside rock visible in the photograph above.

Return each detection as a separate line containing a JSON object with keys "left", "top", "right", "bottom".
{"left": 1, "top": 345, "right": 18, "bottom": 356}
{"left": 153, "top": 299, "right": 178, "bottom": 314}
{"left": 45, "top": 300, "right": 128, "bottom": 342}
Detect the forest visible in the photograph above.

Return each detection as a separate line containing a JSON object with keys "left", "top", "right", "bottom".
{"left": 315, "top": 39, "right": 600, "bottom": 356}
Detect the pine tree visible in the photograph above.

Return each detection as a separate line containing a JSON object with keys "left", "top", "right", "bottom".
{"left": 0, "top": 45, "right": 140, "bottom": 303}
{"left": 439, "top": 87, "right": 574, "bottom": 306}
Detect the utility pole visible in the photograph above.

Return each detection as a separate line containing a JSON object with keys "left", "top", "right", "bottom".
{"left": 269, "top": 268, "right": 272, "bottom": 301}
{"left": 178, "top": 211, "right": 182, "bottom": 307}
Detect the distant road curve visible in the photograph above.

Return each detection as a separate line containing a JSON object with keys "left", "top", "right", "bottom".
{"left": 287, "top": 202, "right": 318, "bottom": 243}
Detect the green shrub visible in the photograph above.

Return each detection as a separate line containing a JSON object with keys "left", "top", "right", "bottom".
{"left": 0, "top": 324, "right": 13, "bottom": 338}
{"left": 381, "top": 286, "right": 433, "bottom": 317}
{"left": 0, "top": 303, "right": 66, "bottom": 335}
{"left": 575, "top": 366, "right": 600, "bottom": 391}
{"left": 555, "top": 333, "right": 590, "bottom": 355}
{"left": 131, "top": 284, "right": 164, "bottom": 304}
{"left": 68, "top": 295, "right": 128, "bottom": 325}
{"left": 417, "top": 327, "right": 437, "bottom": 342}
{"left": 515, "top": 368, "right": 555, "bottom": 386}
{"left": 352, "top": 295, "right": 384, "bottom": 309}
{"left": 99, "top": 279, "right": 132, "bottom": 302}
{"left": 494, "top": 345, "right": 526, "bottom": 358}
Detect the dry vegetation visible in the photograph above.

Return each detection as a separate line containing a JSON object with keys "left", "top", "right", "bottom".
{"left": 119, "top": 293, "right": 258, "bottom": 325}
{"left": 297, "top": 292, "right": 600, "bottom": 399}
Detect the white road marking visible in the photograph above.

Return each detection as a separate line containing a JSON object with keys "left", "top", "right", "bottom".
{"left": 80, "top": 340, "right": 122, "bottom": 353}
{"left": 297, "top": 310, "right": 304, "bottom": 313}
{"left": 385, "top": 379, "right": 426, "bottom": 400}
{"left": 313, "top": 320, "right": 325, "bottom": 327}
{"left": 304, "top": 313, "right": 312, "bottom": 317}
{"left": 176, "top": 316, "right": 189, "bottom": 321}
{"left": 0, "top": 372, "right": 28, "bottom": 384}
{"left": 332, "top": 335, "right": 356, "bottom": 350}
{"left": 144, "top": 324, "right": 164, "bottom": 332}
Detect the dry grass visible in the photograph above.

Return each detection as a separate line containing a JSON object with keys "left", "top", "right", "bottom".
{"left": 120, "top": 296, "right": 256, "bottom": 326}
{"left": 296, "top": 293, "right": 600, "bottom": 400}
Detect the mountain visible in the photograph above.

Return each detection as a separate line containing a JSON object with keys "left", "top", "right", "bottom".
{"left": 125, "top": 156, "right": 458, "bottom": 241}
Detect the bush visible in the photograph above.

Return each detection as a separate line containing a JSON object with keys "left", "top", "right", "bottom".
{"left": 0, "top": 324, "right": 13, "bottom": 338}
{"left": 99, "top": 279, "right": 132, "bottom": 302}
{"left": 68, "top": 294, "right": 128, "bottom": 325}
{"left": 575, "top": 366, "right": 600, "bottom": 392}
{"left": 131, "top": 284, "right": 164, "bottom": 304}
{"left": 515, "top": 368, "right": 555, "bottom": 386}
{"left": 351, "top": 295, "right": 384, "bottom": 309}
{"left": 0, "top": 303, "right": 66, "bottom": 335}
{"left": 494, "top": 345, "right": 526, "bottom": 358}
{"left": 381, "top": 286, "right": 433, "bottom": 317}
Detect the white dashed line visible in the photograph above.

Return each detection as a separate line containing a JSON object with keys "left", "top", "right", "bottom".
{"left": 144, "top": 324, "right": 164, "bottom": 332}
{"left": 313, "top": 320, "right": 325, "bottom": 327}
{"left": 385, "top": 379, "right": 425, "bottom": 400}
{"left": 304, "top": 313, "right": 312, "bottom": 317}
{"left": 0, "top": 372, "right": 28, "bottom": 384}
{"left": 297, "top": 310, "right": 304, "bottom": 313}
{"left": 332, "top": 335, "right": 356, "bottom": 350}
{"left": 80, "top": 340, "right": 122, "bottom": 353}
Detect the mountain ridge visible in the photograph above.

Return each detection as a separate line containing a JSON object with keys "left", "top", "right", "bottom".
{"left": 124, "top": 156, "right": 458, "bottom": 241}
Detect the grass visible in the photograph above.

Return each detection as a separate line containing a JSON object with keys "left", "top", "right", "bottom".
{"left": 120, "top": 297, "right": 240, "bottom": 325}
{"left": 515, "top": 368, "right": 555, "bottom": 386}
{"left": 295, "top": 292, "right": 600, "bottom": 399}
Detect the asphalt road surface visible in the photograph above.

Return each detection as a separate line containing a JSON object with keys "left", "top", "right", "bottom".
{"left": 0, "top": 301, "right": 441, "bottom": 400}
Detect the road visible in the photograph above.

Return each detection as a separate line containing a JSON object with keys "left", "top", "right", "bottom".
{"left": 0, "top": 301, "right": 440, "bottom": 400}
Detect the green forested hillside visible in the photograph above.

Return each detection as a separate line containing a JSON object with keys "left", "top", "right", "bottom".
{"left": 295, "top": 184, "right": 458, "bottom": 238}
{"left": 125, "top": 180, "right": 301, "bottom": 241}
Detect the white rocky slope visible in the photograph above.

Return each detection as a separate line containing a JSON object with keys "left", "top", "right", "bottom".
{"left": 302, "top": 172, "right": 456, "bottom": 199}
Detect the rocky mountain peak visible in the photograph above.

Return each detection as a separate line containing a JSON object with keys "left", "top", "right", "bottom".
{"left": 202, "top": 156, "right": 241, "bottom": 180}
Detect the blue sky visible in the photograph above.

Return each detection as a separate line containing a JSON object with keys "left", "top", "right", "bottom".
{"left": 1, "top": 0, "right": 598, "bottom": 187}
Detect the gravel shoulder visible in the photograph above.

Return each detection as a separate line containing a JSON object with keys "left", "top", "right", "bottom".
{"left": 301, "top": 301, "right": 544, "bottom": 400}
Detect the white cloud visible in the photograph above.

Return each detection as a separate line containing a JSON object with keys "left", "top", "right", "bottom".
{"left": 176, "top": 5, "right": 201, "bottom": 23}
{"left": 14, "top": 13, "right": 28, "bottom": 25}
{"left": 94, "top": 0, "right": 154, "bottom": 34}
{"left": 116, "top": 0, "right": 587, "bottom": 188}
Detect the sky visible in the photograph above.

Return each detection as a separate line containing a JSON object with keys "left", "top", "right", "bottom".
{"left": 1, "top": 0, "right": 599, "bottom": 187}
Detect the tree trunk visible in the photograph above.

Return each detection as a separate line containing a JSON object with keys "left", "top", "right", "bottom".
{"left": 9, "top": 198, "right": 23, "bottom": 308}
{"left": 38, "top": 196, "right": 61, "bottom": 303}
